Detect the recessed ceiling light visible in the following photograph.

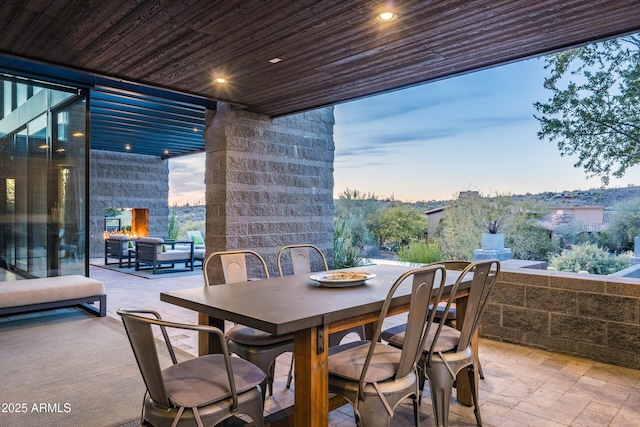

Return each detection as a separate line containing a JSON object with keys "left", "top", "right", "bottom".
{"left": 56, "top": 148, "right": 65, "bottom": 153}
{"left": 124, "top": 144, "right": 131, "bottom": 151}
{"left": 163, "top": 149, "right": 169, "bottom": 155}
{"left": 72, "top": 132, "right": 84, "bottom": 137}
{"left": 377, "top": 11, "right": 397, "bottom": 21}
{"left": 214, "top": 77, "right": 227, "bottom": 84}
{"left": 269, "top": 57, "right": 282, "bottom": 64}
{"left": 39, "top": 144, "right": 49, "bottom": 150}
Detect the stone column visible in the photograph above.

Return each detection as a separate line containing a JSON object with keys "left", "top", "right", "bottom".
{"left": 204, "top": 103, "right": 335, "bottom": 277}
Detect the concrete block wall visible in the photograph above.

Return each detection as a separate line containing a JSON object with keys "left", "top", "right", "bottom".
{"left": 88, "top": 150, "right": 169, "bottom": 257}
{"left": 204, "top": 103, "right": 335, "bottom": 279}
{"left": 482, "top": 267, "right": 640, "bottom": 369}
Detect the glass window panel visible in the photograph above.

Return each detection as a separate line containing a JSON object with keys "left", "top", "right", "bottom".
{"left": 0, "top": 75, "right": 85, "bottom": 281}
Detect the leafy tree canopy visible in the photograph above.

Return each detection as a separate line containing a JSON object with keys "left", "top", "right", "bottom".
{"left": 372, "top": 204, "right": 427, "bottom": 246}
{"left": 534, "top": 34, "right": 640, "bottom": 185}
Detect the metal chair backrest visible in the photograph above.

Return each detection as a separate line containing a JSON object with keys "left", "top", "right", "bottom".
{"left": 203, "top": 249, "right": 269, "bottom": 285}
{"left": 361, "top": 265, "right": 447, "bottom": 389}
{"left": 456, "top": 259, "right": 500, "bottom": 352}
{"left": 117, "top": 308, "right": 241, "bottom": 411}
{"left": 117, "top": 309, "right": 177, "bottom": 407}
{"left": 276, "top": 244, "right": 328, "bottom": 276}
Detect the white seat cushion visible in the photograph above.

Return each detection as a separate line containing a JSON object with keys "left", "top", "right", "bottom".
{"left": 156, "top": 250, "right": 192, "bottom": 262}
{"left": 0, "top": 275, "right": 104, "bottom": 308}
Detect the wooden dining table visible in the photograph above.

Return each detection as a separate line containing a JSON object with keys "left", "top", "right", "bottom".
{"left": 160, "top": 263, "right": 476, "bottom": 427}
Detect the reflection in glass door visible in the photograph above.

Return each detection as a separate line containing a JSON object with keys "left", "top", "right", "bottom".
{"left": 0, "top": 76, "right": 87, "bottom": 280}
{"left": 52, "top": 97, "right": 87, "bottom": 276}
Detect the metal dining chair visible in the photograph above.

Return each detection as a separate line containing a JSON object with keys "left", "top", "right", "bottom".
{"left": 327, "top": 264, "right": 448, "bottom": 427}
{"left": 277, "top": 244, "right": 367, "bottom": 345}
{"left": 381, "top": 259, "right": 501, "bottom": 427}
{"left": 117, "top": 308, "right": 266, "bottom": 427}
{"left": 276, "top": 244, "right": 367, "bottom": 388}
{"left": 425, "top": 260, "right": 484, "bottom": 379}
{"left": 203, "top": 250, "right": 295, "bottom": 399}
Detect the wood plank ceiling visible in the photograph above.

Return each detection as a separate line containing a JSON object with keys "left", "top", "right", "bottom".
{"left": 1, "top": 0, "right": 639, "bottom": 158}
{"left": 1, "top": 0, "right": 639, "bottom": 117}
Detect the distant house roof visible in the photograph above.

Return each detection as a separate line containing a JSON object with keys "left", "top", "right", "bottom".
{"left": 425, "top": 206, "right": 448, "bottom": 215}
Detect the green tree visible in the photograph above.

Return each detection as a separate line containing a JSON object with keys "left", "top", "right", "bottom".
{"left": 501, "top": 200, "right": 556, "bottom": 261}
{"left": 372, "top": 204, "right": 427, "bottom": 247}
{"left": 435, "top": 193, "right": 512, "bottom": 260}
{"left": 534, "top": 35, "right": 640, "bottom": 185}
{"left": 605, "top": 199, "right": 640, "bottom": 252}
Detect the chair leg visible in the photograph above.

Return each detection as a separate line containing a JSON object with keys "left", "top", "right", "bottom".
{"left": 426, "top": 365, "right": 455, "bottom": 427}
{"left": 267, "top": 362, "right": 276, "bottom": 396}
{"left": 468, "top": 365, "right": 482, "bottom": 426}
{"left": 413, "top": 394, "right": 420, "bottom": 427}
{"left": 417, "top": 365, "right": 427, "bottom": 405}
{"left": 286, "top": 357, "right": 294, "bottom": 388}
{"left": 478, "top": 358, "right": 485, "bottom": 380}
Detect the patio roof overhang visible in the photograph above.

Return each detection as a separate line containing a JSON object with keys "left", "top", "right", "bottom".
{"left": 1, "top": 0, "right": 639, "bottom": 157}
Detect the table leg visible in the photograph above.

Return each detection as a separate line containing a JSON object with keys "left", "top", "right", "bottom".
{"left": 453, "top": 296, "right": 477, "bottom": 406}
{"left": 197, "top": 313, "right": 225, "bottom": 356}
{"left": 294, "top": 326, "right": 329, "bottom": 427}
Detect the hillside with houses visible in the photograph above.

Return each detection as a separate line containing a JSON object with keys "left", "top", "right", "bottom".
{"left": 172, "top": 186, "right": 640, "bottom": 223}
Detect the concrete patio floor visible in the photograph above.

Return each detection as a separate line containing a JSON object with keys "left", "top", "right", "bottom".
{"left": 3, "top": 262, "right": 640, "bottom": 426}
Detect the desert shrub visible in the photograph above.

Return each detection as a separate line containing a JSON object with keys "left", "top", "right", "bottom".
{"left": 397, "top": 241, "right": 443, "bottom": 264}
{"left": 549, "top": 242, "right": 630, "bottom": 274}
{"left": 167, "top": 207, "right": 180, "bottom": 240}
{"left": 334, "top": 218, "right": 362, "bottom": 268}
{"left": 334, "top": 188, "right": 379, "bottom": 249}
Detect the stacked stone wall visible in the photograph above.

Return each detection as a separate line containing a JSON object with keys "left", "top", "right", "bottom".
{"left": 204, "top": 104, "right": 335, "bottom": 279}
{"left": 88, "top": 150, "right": 169, "bottom": 257}
{"left": 482, "top": 267, "right": 640, "bottom": 369}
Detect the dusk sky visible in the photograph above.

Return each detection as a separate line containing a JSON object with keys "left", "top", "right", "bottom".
{"left": 169, "top": 56, "right": 640, "bottom": 205}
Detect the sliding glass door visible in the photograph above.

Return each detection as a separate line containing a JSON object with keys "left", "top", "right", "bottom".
{"left": 0, "top": 76, "right": 87, "bottom": 280}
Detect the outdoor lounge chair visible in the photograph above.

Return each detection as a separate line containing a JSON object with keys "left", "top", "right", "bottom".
{"left": 135, "top": 237, "right": 194, "bottom": 274}
{"left": 186, "top": 230, "right": 206, "bottom": 249}
{"left": 104, "top": 234, "right": 134, "bottom": 268}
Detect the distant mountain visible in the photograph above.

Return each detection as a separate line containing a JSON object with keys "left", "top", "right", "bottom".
{"left": 507, "top": 186, "right": 640, "bottom": 208}
{"left": 172, "top": 186, "right": 640, "bottom": 219}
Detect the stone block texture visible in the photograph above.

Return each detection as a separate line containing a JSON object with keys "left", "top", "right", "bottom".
{"left": 204, "top": 103, "right": 335, "bottom": 281}
{"left": 482, "top": 266, "right": 640, "bottom": 369}
{"left": 89, "top": 150, "right": 169, "bottom": 256}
